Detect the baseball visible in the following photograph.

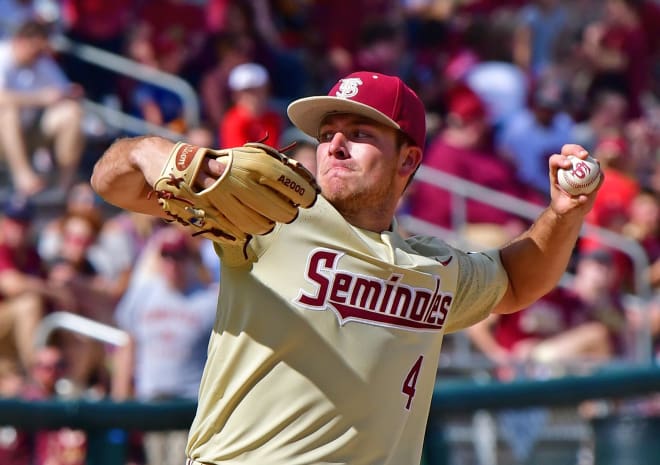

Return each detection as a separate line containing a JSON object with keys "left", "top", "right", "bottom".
{"left": 557, "top": 155, "right": 601, "bottom": 196}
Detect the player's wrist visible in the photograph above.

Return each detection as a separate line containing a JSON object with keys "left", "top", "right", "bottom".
{"left": 131, "top": 137, "right": 176, "bottom": 187}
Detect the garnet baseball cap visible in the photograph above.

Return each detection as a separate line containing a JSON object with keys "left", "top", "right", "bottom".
{"left": 287, "top": 71, "right": 426, "bottom": 148}
{"left": 447, "top": 83, "right": 487, "bottom": 122}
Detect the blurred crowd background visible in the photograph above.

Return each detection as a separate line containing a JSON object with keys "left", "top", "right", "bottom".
{"left": 0, "top": 0, "right": 657, "bottom": 464}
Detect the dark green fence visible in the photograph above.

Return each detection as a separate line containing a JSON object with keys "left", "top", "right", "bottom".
{"left": 2, "top": 364, "right": 659, "bottom": 464}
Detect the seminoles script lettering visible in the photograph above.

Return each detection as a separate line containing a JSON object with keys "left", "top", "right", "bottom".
{"left": 295, "top": 249, "right": 453, "bottom": 331}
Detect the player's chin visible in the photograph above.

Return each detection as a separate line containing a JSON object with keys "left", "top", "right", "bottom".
{"left": 318, "top": 172, "right": 352, "bottom": 192}
{"left": 321, "top": 181, "right": 356, "bottom": 204}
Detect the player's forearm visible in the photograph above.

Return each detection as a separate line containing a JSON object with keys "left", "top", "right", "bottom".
{"left": 496, "top": 207, "right": 584, "bottom": 313}
{"left": 91, "top": 136, "right": 173, "bottom": 217}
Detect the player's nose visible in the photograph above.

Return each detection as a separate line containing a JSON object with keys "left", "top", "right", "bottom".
{"left": 328, "top": 132, "right": 349, "bottom": 160}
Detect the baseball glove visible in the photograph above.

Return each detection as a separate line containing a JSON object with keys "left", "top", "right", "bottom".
{"left": 151, "top": 141, "right": 319, "bottom": 245}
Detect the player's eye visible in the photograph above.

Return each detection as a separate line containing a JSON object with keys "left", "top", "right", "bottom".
{"left": 318, "top": 131, "right": 335, "bottom": 142}
{"left": 318, "top": 127, "right": 373, "bottom": 142}
{"left": 351, "top": 128, "right": 373, "bottom": 140}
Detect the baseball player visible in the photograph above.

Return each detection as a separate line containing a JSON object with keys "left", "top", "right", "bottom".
{"left": 90, "top": 71, "right": 601, "bottom": 465}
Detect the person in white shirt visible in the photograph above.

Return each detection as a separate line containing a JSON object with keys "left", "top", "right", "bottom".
{"left": 0, "top": 19, "right": 85, "bottom": 195}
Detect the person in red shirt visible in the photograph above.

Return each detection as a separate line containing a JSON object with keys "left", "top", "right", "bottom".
{"left": 24, "top": 346, "right": 87, "bottom": 465}
{"left": 467, "top": 248, "right": 628, "bottom": 381}
{"left": 407, "top": 84, "right": 544, "bottom": 247}
{"left": 579, "top": 134, "right": 640, "bottom": 290}
{"left": 584, "top": 135, "right": 639, "bottom": 228}
{"left": 0, "top": 197, "right": 51, "bottom": 371}
{"left": 219, "top": 62, "right": 283, "bottom": 148}
{"left": 622, "top": 189, "right": 660, "bottom": 290}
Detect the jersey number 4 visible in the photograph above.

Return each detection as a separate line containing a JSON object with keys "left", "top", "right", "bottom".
{"left": 402, "top": 355, "right": 424, "bottom": 410}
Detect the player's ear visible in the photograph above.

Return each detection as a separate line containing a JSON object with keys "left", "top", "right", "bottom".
{"left": 399, "top": 145, "right": 423, "bottom": 177}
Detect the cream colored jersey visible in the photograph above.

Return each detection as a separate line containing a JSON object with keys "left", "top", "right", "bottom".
{"left": 186, "top": 196, "right": 508, "bottom": 465}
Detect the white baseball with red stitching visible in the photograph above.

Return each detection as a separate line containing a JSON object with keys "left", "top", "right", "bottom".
{"left": 557, "top": 155, "right": 600, "bottom": 196}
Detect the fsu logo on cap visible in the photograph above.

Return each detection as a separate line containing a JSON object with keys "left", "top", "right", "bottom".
{"left": 335, "top": 78, "right": 363, "bottom": 99}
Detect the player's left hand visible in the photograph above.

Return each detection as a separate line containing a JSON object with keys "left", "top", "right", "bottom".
{"left": 152, "top": 142, "right": 320, "bottom": 246}
{"left": 547, "top": 144, "right": 603, "bottom": 217}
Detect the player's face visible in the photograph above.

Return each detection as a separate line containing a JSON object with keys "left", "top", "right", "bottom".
{"left": 316, "top": 115, "right": 412, "bottom": 224}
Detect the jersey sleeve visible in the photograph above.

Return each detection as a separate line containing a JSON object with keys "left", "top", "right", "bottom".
{"left": 444, "top": 248, "right": 509, "bottom": 333}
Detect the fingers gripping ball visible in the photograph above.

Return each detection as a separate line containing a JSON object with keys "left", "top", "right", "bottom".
{"left": 557, "top": 155, "right": 601, "bottom": 196}
{"left": 152, "top": 142, "right": 319, "bottom": 245}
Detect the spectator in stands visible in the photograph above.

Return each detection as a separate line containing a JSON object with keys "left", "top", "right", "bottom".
{"left": 228, "top": 0, "right": 308, "bottom": 106}
{"left": 0, "top": 20, "right": 86, "bottom": 196}
{"left": 92, "top": 210, "right": 164, "bottom": 294}
{"left": 125, "top": 33, "right": 189, "bottom": 135}
{"left": 353, "top": 19, "right": 409, "bottom": 78}
{"left": 0, "top": 0, "right": 42, "bottom": 39}
{"left": 624, "top": 108, "right": 659, "bottom": 190}
{"left": 47, "top": 209, "right": 116, "bottom": 322}
{"left": 408, "top": 83, "right": 543, "bottom": 248}
{"left": 626, "top": 294, "right": 660, "bottom": 364}
{"left": 622, "top": 189, "right": 660, "bottom": 290}
{"left": 37, "top": 181, "right": 101, "bottom": 264}
{"left": 43, "top": 208, "right": 119, "bottom": 396}
{"left": 579, "top": 134, "right": 641, "bottom": 291}
{"left": 111, "top": 226, "right": 217, "bottom": 465}
{"left": 0, "top": 344, "right": 89, "bottom": 465}
{"left": 197, "top": 32, "right": 253, "bottom": 131}
{"left": 497, "top": 76, "right": 575, "bottom": 197}
{"left": 511, "top": 0, "right": 568, "bottom": 79}
{"left": 58, "top": 0, "right": 135, "bottom": 102}
{"left": 22, "top": 344, "right": 87, "bottom": 465}
{"left": 458, "top": 9, "right": 532, "bottom": 131}
{"left": 22, "top": 344, "right": 65, "bottom": 398}
{"left": 571, "top": 89, "right": 629, "bottom": 153}
{"left": 464, "top": 60, "right": 529, "bottom": 133}
{"left": 307, "top": 1, "right": 399, "bottom": 83}
{"left": 0, "top": 195, "right": 72, "bottom": 371}
{"left": 467, "top": 248, "right": 628, "bottom": 379}
{"left": 219, "top": 62, "right": 283, "bottom": 147}
{"left": 578, "top": 0, "right": 656, "bottom": 119}
{"left": 134, "top": 0, "right": 208, "bottom": 87}
{"left": 586, "top": 133, "right": 640, "bottom": 225}
{"left": 0, "top": 357, "right": 22, "bottom": 397}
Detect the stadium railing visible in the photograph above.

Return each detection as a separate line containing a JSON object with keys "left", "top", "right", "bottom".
{"left": 51, "top": 34, "right": 199, "bottom": 140}
{"left": 1, "top": 365, "right": 659, "bottom": 464}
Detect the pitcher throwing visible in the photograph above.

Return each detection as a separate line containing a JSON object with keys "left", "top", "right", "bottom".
{"left": 91, "top": 71, "right": 601, "bottom": 465}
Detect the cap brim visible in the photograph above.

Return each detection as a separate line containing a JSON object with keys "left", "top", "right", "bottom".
{"left": 287, "top": 96, "right": 400, "bottom": 141}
